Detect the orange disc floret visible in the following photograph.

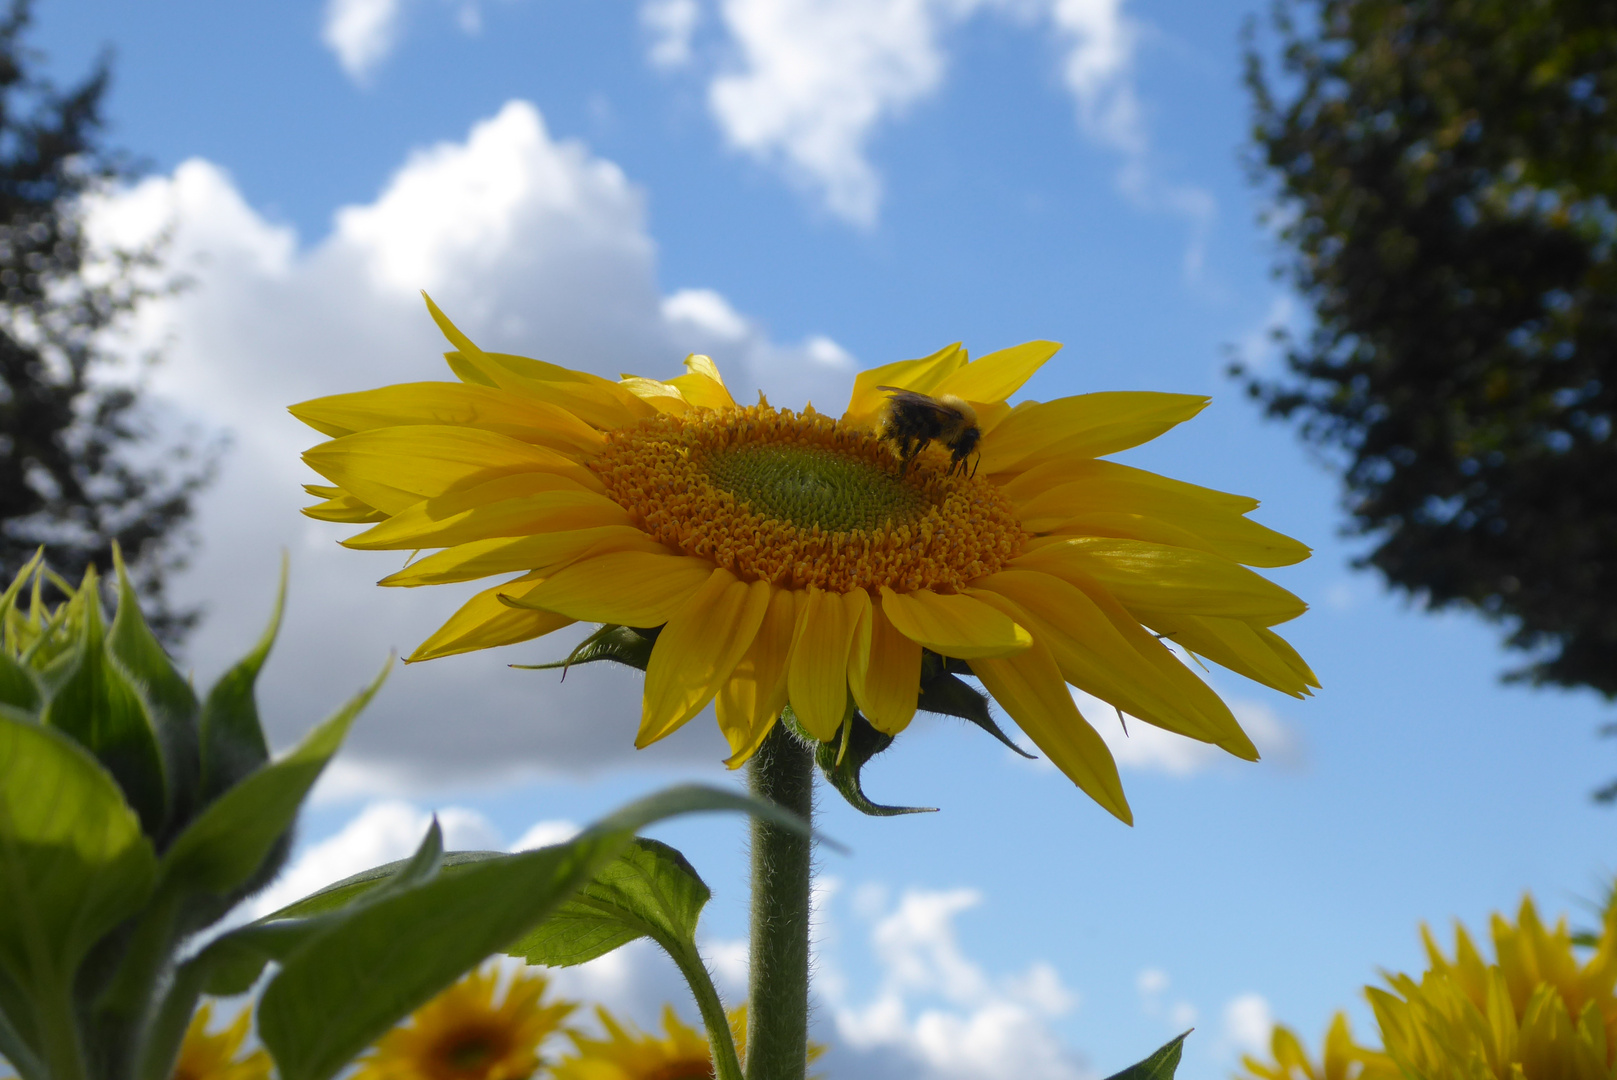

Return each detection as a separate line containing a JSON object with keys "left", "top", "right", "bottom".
{"left": 590, "top": 404, "right": 1027, "bottom": 593}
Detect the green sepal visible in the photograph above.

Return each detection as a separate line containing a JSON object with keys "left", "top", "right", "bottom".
{"left": 815, "top": 709, "right": 936, "bottom": 817}
{"left": 256, "top": 783, "right": 809, "bottom": 1080}
{"left": 1104, "top": 1031, "right": 1191, "bottom": 1080}
{"left": 511, "top": 624, "right": 658, "bottom": 675}
{"left": 159, "top": 660, "right": 384, "bottom": 899}
{"left": 508, "top": 837, "right": 710, "bottom": 967}
{"left": 0, "top": 715, "right": 157, "bottom": 999}
{"left": 40, "top": 569, "right": 169, "bottom": 833}
{"left": 919, "top": 651, "right": 1035, "bottom": 758}
{"left": 109, "top": 548, "right": 201, "bottom": 840}
{"left": 197, "top": 558, "right": 285, "bottom": 801}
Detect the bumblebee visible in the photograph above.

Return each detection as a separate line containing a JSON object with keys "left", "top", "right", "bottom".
{"left": 876, "top": 387, "right": 982, "bottom": 477}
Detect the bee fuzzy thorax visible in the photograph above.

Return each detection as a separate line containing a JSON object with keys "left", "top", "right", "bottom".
{"left": 876, "top": 386, "right": 983, "bottom": 477}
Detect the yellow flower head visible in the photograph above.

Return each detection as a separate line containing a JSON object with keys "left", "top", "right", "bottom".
{"left": 293, "top": 298, "right": 1316, "bottom": 822}
{"left": 170, "top": 1002, "right": 271, "bottom": 1080}
{"left": 1240, "top": 896, "right": 1617, "bottom": 1080}
{"left": 553, "top": 1005, "right": 733, "bottom": 1080}
{"left": 353, "top": 964, "right": 575, "bottom": 1080}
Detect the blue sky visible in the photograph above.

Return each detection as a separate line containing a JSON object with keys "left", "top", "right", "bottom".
{"left": 24, "top": 2, "right": 1617, "bottom": 1078}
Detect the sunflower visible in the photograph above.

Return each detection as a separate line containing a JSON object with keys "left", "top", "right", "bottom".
{"left": 293, "top": 297, "right": 1315, "bottom": 822}
{"left": 170, "top": 1002, "right": 271, "bottom": 1080}
{"left": 1240, "top": 896, "right": 1617, "bottom": 1080}
{"left": 352, "top": 964, "right": 575, "bottom": 1080}
{"left": 550, "top": 1004, "right": 800, "bottom": 1080}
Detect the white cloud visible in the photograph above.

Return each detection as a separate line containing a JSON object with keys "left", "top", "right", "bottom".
{"left": 1077, "top": 689, "right": 1301, "bottom": 778}
{"left": 86, "top": 100, "right": 856, "bottom": 794}
{"left": 708, "top": 0, "right": 957, "bottom": 226}
{"left": 663, "top": 287, "right": 750, "bottom": 341}
{"left": 322, "top": 0, "right": 406, "bottom": 83}
{"left": 1222, "top": 993, "right": 1274, "bottom": 1059}
{"left": 826, "top": 887, "right": 1089, "bottom": 1080}
{"left": 246, "top": 799, "right": 501, "bottom": 919}
{"left": 511, "top": 819, "right": 581, "bottom": 851}
{"left": 642, "top": 0, "right": 703, "bottom": 69}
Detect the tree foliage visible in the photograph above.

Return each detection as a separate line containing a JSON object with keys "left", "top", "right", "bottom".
{"left": 1241, "top": 0, "right": 1617, "bottom": 699}
{"left": 0, "top": 0, "right": 207, "bottom": 640}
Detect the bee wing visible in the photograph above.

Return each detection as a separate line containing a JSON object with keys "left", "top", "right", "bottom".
{"left": 876, "top": 387, "right": 960, "bottom": 420}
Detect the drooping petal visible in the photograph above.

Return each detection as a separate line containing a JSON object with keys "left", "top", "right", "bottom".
{"left": 345, "top": 477, "right": 629, "bottom": 550}
{"left": 972, "top": 570, "right": 1256, "bottom": 756}
{"left": 787, "top": 586, "right": 865, "bottom": 740}
{"left": 303, "top": 492, "right": 387, "bottom": 523}
{"left": 966, "top": 617, "right": 1132, "bottom": 824}
{"left": 304, "top": 426, "right": 603, "bottom": 515}
{"left": 978, "top": 391, "right": 1209, "bottom": 474}
{"left": 878, "top": 587, "right": 1032, "bottom": 659}
{"left": 639, "top": 572, "right": 772, "bottom": 747}
{"left": 619, "top": 376, "right": 693, "bottom": 414}
{"left": 1135, "top": 610, "right": 1319, "bottom": 697}
{"left": 668, "top": 354, "right": 737, "bottom": 410}
{"left": 289, "top": 381, "right": 604, "bottom": 456}
{"left": 503, "top": 551, "right": 716, "bottom": 626}
{"left": 932, "top": 340, "right": 1061, "bottom": 405}
{"left": 847, "top": 596, "right": 921, "bottom": 735}
{"left": 1014, "top": 537, "right": 1308, "bottom": 625}
{"left": 842, "top": 342, "right": 967, "bottom": 427}
{"left": 407, "top": 574, "right": 574, "bottom": 662}
{"left": 716, "top": 588, "right": 797, "bottom": 767}
{"left": 379, "top": 526, "right": 668, "bottom": 586}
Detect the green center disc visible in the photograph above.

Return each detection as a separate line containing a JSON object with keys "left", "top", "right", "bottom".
{"left": 701, "top": 443, "right": 926, "bottom": 532}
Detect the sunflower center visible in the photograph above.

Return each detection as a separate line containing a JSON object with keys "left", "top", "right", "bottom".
{"left": 591, "top": 404, "right": 1026, "bottom": 593}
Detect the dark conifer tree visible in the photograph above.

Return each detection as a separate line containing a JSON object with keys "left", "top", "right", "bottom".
{"left": 0, "top": 0, "right": 208, "bottom": 639}
{"left": 1241, "top": 1, "right": 1617, "bottom": 743}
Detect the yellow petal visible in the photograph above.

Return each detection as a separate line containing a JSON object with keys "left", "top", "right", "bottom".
{"left": 669, "top": 354, "right": 737, "bottom": 410}
{"left": 618, "top": 376, "right": 693, "bottom": 414}
{"left": 451, "top": 350, "right": 656, "bottom": 429}
{"left": 1004, "top": 459, "right": 1309, "bottom": 568}
{"left": 380, "top": 526, "right": 667, "bottom": 586}
{"left": 302, "top": 493, "right": 387, "bottom": 524}
{"left": 639, "top": 572, "right": 772, "bottom": 746}
{"left": 407, "top": 574, "right": 573, "bottom": 662}
{"left": 304, "top": 426, "right": 602, "bottom": 515}
{"left": 973, "top": 570, "right": 1256, "bottom": 756}
{"left": 1135, "top": 610, "right": 1319, "bottom": 697}
{"left": 510, "top": 551, "right": 715, "bottom": 626}
{"left": 878, "top": 587, "right": 1032, "bottom": 659}
{"left": 978, "top": 391, "right": 1209, "bottom": 474}
{"left": 842, "top": 343, "right": 966, "bottom": 427}
{"left": 1015, "top": 537, "right": 1307, "bottom": 624}
{"left": 968, "top": 623, "right": 1132, "bottom": 825}
{"left": 786, "top": 587, "right": 865, "bottom": 741}
{"left": 847, "top": 596, "right": 920, "bottom": 735}
{"left": 932, "top": 340, "right": 1061, "bottom": 405}
{"left": 717, "top": 588, "right": 797, "bottom": 767}
{"left": 288, "top": 381, "right": 604, "bottom": 456}
{"left": 345, "top": 477, "right": 628, "bottom": 551}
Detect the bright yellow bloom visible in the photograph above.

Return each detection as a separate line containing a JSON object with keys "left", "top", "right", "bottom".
{"left": 552, "top": 1005, "right": 738, "bottom": 1080}
{"left": 352, "top": 964, "right": 575, "bottom": 1080}
{"left": 1240, "top": 896, "right": 1617, "bottom": 1080}
{"left": 294, "top": 297, "right": 1316, "bottom": 822}
{"left": 170, "top": 1002, "right": 271, "bottom": 1080}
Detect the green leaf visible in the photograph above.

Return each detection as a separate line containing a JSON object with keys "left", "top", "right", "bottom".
{"left": 257, "top": 783, "right": 807, "bottom": 1080}
{"left": 816, "top": 710, "right": 936, "bottom": 817}
{"left": 508, "top": 837, "right": 710, "bottom": 966}
{"left": 158, "top": 663, "right": 384, "bottom": 898}
{"left": 1104, "top": 1031, "right": 1191, "bottom": 1080}
{"left": 41, "top": 576, "right": 169, "bottom": 833}
{"left": 197, "top": 560, "right": 286, "bottom": 801}
{"left": 920, "top": 653, "right": 1034, "bottom": 759}
{"left": 0, "top": 652, "right": 40, "bottom": 716}
{"left": 108, "top": 549, "right": 201, "bottom": 836}
{"left": 0, "top": 716, "right": 156, "bottom": 996}
{"left": 511, "top": 624, "right": 657, "bottom": 674}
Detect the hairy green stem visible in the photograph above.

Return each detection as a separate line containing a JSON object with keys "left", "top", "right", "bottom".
{"left": 668, "top": 941, "right": 744, "bottom": 1080}
{"left": 37, "top": 976, "right": 88, "bottom": 1080}
{"left": 745, "top": 721, "right": 815, "bottom": 1080}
